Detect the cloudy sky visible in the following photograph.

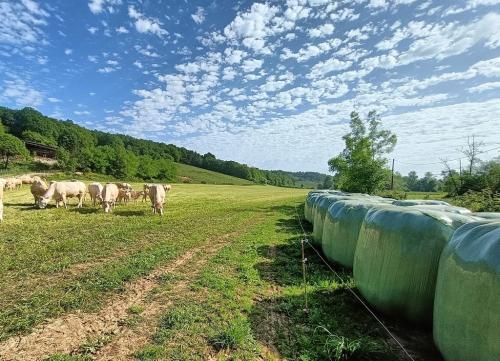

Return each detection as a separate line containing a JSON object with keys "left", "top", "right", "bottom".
{"left": 1, "top": 0, "right": 500, "bottom": 176}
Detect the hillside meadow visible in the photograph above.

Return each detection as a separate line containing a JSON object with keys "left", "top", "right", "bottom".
{"left": 0, "top": 182, "right": 439, "bottom": 360}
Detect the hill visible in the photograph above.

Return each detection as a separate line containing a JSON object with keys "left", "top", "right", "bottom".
{"left": 282, "top": 171, "right": 330, "bottom": 188}
{"left": 175, "top": 163, "right": 254, "bottom": 185}
{"left": 0, "top": 106, "right": 296, "bottom": 187}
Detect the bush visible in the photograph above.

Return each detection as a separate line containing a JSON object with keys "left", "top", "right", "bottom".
{"left": 451, "top": 189, "right": 500, "bottom": 212}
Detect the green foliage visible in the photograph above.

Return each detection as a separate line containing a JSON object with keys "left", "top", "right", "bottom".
{"left": 0, "top": 132, "right": 30, "bottom": 169}
{"left": 21, "top": 130, "right": 57, "bottom": 146}
{"left": 328, "top": 111, "right": 397, "bottom": 194}
{"left": 451, "top": 189, "right": 500, "bottom": 212}
{"left": 403, "top": 171, "right": 440, "bottom": 192}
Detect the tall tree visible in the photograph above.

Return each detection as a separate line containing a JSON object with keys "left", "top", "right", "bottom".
{"left": 328, "top": 111, "right": 397, "bottom": 193}
{"left": 0, "top": 133, "right": 30, "bottom": 169}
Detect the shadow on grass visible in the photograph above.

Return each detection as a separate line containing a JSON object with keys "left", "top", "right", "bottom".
{"left": 249, "top": 208, "right": 442, "bottom": 361}
{"left": 114, "top": 210, "right": 147, "bottom": 217}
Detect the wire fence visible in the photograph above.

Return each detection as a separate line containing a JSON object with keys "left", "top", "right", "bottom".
{"left": 294, "top": 205, "right": 416, "bottom": 361}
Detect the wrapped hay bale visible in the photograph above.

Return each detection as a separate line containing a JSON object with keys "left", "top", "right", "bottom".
{"left": 312, "top": 194, "right": 356, "bottom": 245}
{"left": 353, "top": 206, "right": 475, "bottom": 324}
{"left": 472, "top": 212, "right": 500, "bottom": 220}
{"left": 322, "top": 199, "right": 384, "bottom": 268}
{"left": 393, "top": 199, "right": 451, "bottom": 206}
{"left": 433, "top": 221, "right": 500, "bottom": 361}
{"left": 408, "top": 204, "right": 472, "bottom": 215}
{"left": 304, "top": 191, "right": 328, "bottom": 223}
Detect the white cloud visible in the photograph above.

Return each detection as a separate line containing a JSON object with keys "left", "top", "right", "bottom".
{"left": 64, "top": 48, "right": 73, "bottom": 55}
{"left": 128, "top": 5, "right": 167, "bottom": 37}
{"left": 191, "top": 7, "right": 205, "bottom": 24}
{"left": 308, "top": 23, "right": 334, "bottom": 38}
{"left": 116, "top": 26, "right": 129, "bottom": 34}
{"left": 88, "top": 0, "right": 122, "bottom": 14}
{"left": 47, "top": 97, "right": 60, "bottom": 103}
{"left": 88, "top": 26, "right": 98, "bottom": 34}
{"left": 221, "top": 3, "right": 279, "bottom": 52}
{"left": 0, "top": 1, "right": 49, "bottom": 48}
{"left": 1, "top": 76, "right": 44, "bottom": 107}
{"left": 469, "top": 81, "right": 500, "bottom": 93}
{"left": 74, "top": 110, "right": 90, "bottom": 115}
{"left": 308, "top": 58, "right": 352, "bottom": 79}
{"left": 241, "top": 58, "right": 264, "bottom": 72}
{"left": 133, "top": 61, "right": 143, "bottom": 69}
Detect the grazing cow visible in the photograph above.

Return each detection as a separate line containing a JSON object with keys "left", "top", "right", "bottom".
{"left": 117, "top": 188, "right": 131, "bottom": 203}
{"left": 30, "top": 178, "right": 48, "bottom": 205}
{"left": 4, "top": 178, "right": 22, "bottom": 190}
{"left": 148, "top": 184, "right": 166, "bottom": 216}
{"left": 0, "top": 178, "right": 5, "bottom": 221}
{"left": 37, "top": 181, "right": 86, "bottom": 209}
{"left": 102, "top": 183, "right": 119, "bottom": 213}
{"left": 143, "top": 183, "right": 152, "bottom": 202}
{"left": 88, "top": 182, "right": 104, "bottom": 206}
{"left": 18, "top": 175, "right": 35, "bottom": 184}
{"left": 129, "top": 190, "right": 144, "bottom": 204}
{"left": 115, "top": 182, "right": 132, "bottom": 190}
{"left": 163, "top": 184, "right": 172, "bottom": 192}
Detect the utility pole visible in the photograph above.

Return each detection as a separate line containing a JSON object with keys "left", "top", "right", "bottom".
{"left": 459, "top": 159, "right": 462, "bottom": 188}
{"left": 391, "top": 158, "right": 395, "bottom": 190}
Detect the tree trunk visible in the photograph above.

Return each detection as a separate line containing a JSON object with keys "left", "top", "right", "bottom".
{"left": 4, "top": 155, "right": 9, "bottom": 169}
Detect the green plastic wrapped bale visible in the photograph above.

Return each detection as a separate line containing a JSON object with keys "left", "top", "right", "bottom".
{"left": 408, "top": 204, "right": 472, "bottom": 215}
{"left": 305, "top": 192, "right": 327, "bottom": 223}
{"left": 322, "top": 199, "right": 382, "bottom": 268}
{"left": 353, "top": 206, "right": 475, "bottom": 325}
{"left": 312, "top": 195, "right": 352, "bottom": 245}
{"left": 433, "top": 221, "right": 500, "bottom": 361}
{"left": 392, "top": 199, "right": 451, "bottom": 206}
{"left": 472, "top": 212, "right": 500, "bottom": 220}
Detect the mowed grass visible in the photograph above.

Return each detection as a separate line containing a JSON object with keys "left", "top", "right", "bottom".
{"left": 0, "top": 183, "right": 305, "bottom": 341}
{"left": 175, "top": 163, "right": 255, "bottom": 185}
{"left": 1, "top": 183, "right": 438, "bottom": 360}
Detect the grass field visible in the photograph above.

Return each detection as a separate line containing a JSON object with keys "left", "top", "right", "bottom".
{"left": 0, "top": 182, "right": 439, "bottom": 360}
{"left": 174, "top": 163, "right": 255, "bottom": 185}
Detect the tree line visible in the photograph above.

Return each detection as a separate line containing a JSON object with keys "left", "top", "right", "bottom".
{"left": 0, "top": 106, "right": 295, "bottom": 186}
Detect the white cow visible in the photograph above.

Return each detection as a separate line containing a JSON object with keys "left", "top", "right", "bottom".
{"left": 163, "top": 184, "right": 172, "bottom": 192}
{"left": 0, "top": 178, "right": 5, "bottom": 221}
{"left": 148, "top": 184, "right": 166, "bottom": 216}
{"left": 30, "top": 178, "right": 48, "bottom": 205}
{"left": 38, "top": 181, "right": 86, "bottom": 209}
{"left": 88, "top": 182, "right": 104, "bottom": 206}
{"left": 4, "top": 178, "right": 22, "bottom": 190}
{"left": 102, "top": 183, "right": 119, "bottom": 213}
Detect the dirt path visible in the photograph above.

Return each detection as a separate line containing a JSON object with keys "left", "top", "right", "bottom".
{"left": 0, "top": 231, "right": 239, "bottom": 361}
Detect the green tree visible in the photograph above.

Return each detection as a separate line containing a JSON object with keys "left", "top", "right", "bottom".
{"left": 328, "top": 111, "right": 397, "bottom": 194}
{"left": 0, "top": 133, "right": 30, "bottom": 169}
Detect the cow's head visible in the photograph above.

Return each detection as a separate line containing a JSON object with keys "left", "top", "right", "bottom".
{"left": 37, "top": 196, "right": 50, "bottom": 209}
{"left": 103, "top": 201, "right": 112, "bottom": 213}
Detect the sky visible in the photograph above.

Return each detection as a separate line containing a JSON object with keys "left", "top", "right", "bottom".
{"left": 1, "top": 0, "right": 500, "bottom": 176}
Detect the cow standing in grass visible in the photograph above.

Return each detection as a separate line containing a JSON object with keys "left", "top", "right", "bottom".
{"left": 148, "top": 184, "right": 166, "bottom": 216}
{"left": 30, "top": 178, "right": 48, "bottom": 205}
{"left": 37, "top": 181, "right": 86, "bottom": 209}
{"left": 102, "top": 183, "right": 119, "bottom": 213}
{"left": 88, "top": 182, "right": 104, "bottom": 206}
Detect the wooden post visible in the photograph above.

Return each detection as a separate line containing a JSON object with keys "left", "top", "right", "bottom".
{"left": 391, "top": 158, "right": 395, "bottom": 190}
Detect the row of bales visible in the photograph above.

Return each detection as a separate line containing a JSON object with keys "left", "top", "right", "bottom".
{"left": 304, "top": 190, "right": 500, "bottom": 361}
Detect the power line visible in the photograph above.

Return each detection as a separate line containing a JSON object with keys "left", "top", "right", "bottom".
{"left": 294, "top": 206, "right": 416, "bottom": 361}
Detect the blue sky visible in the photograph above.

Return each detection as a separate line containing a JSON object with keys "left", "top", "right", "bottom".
{"left": 1, "top": 0, "right": 500, "bottom": 176}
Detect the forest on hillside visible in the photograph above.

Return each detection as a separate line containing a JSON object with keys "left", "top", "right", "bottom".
{"left": 0, "top": 107, "right": 309, "bottom": 186}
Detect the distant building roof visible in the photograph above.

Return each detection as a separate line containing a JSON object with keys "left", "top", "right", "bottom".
{"left": 24, "top": 140, "right": 58, "bottom": 158}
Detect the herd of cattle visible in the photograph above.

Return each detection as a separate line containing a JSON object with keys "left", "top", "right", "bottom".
{"left": 0, "top": 174, "right": 172, "bottom": 221}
